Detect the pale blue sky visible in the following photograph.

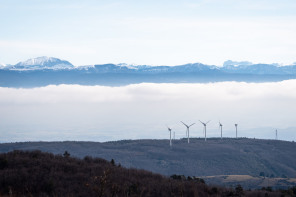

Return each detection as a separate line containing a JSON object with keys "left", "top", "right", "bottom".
{"left": 1, "top": 0, "right": 296, "bottom": 66}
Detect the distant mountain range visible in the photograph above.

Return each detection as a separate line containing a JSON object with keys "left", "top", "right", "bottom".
{"left": 2, "top": 57, "right": 296, "bottom": 74}
{"left": 1, "top": 57, "right": 296, "bottom": 87}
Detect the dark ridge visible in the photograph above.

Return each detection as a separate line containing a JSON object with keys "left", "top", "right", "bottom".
{"left": 1, "top": 138, "right": 296, "bottom": 189}
{"left": 0, "top": 150, "right": 287, "bottom": 196}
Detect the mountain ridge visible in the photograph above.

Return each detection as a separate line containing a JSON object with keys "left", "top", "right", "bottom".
{"left": 1, "top": 57, "right": 296, "bottom": 87}
{"left": 5, "top": 56, "right": 74, "bottom": 70}
{"left": 2, "top": 57, "right": 296, "bottom": 74}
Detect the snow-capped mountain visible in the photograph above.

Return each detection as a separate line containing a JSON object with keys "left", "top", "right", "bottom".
{"left": 1, "top": 57, "right": 296, "bottom": 88}
{"left": 223, "top": 60, "right": 253, "bottom": 67}
{"left": 117, "top": 63, "right": 139, "bottom": 70}
{"left": 2, "top": 57, "right": 296, "bottom": 74}
{"left": 0, "top": 63, "right": 6, "bottom": 68}
{"left": 89, "top": 62, "right": 296, "bottom": 75}
{"left": 7, "top": 57, "right": 74, "bottom": 70}
{"left": 220, "top": 61, "right": 296, "bottom": 75}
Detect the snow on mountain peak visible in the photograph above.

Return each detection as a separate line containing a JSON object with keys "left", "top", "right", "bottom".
{"left": 223, "top": 60, "right": 253, "bottom": 67}
{"left": 13, "top": 56, "right": 74, "bottom": 70}
{"left": 117, "top": 63, "right": 138, "bottom": 69}
{"left": 19, "top": 56, "right": 57, "bottom": 66}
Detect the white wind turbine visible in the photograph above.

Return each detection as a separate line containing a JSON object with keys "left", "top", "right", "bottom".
{"left": 199, "top": 120, "right": 210, "bottom": 141}
{"left": 167, "top": 126, "right": 172, "bottom": 147}
{"left": 235, "top": 124, "right": 238, "bottom": 139}
{"left": 181, "top": 121, "right": 195, "bottom": 143}
{"left": 219, "top": 121, "right": 223, "bottom": 139}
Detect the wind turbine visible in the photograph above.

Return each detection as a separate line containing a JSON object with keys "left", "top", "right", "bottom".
{"left": 167, "top": 126, "right": 172, "bottom": 147}
{"left": 199, "top": 120, "right": 210, "bottom": 141}
{"left": 219, "top": 121, "right": 223, "bottom": 139}
{"left": 275, "top": 129, "right": 278, "bottom": 140}
{"left": 235, "top": 124, "right": 238, "bottom": 139}
{"left": 181, "top": 121, "right": 195, "bottom": 143}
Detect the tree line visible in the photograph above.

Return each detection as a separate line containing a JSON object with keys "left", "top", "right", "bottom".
{"left": 0, "top": 150, "right": 293, "bottom": 196}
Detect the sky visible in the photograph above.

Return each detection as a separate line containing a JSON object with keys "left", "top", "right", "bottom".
{"left": 1, "top": 81, "right": 296, "bottom": 142}
{"left": 1, "top": 1, "right": 296, "bottom": 143}
{"left": 1, "top": 0, "right": 296, "bottom": 66}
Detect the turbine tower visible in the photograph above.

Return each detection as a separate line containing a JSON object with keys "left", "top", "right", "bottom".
{"left": 275, "top": 129, "right": 278, "bottom": 140}
{"left": 167, "top": 126, "right": 172, "bottom": 147}
{"left": 199, "top": 120, "right": 210, "bottom": 141}
{"left": 235, "top": 124, "right": 238, "bottom": 139}
{"left": 181, "top": 121, "right": 195, "bottom": 143}
{"left": 219, "top": 122, "right": 223, "bottom": 139}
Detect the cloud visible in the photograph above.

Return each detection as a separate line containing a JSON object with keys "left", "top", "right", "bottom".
{"left": 1, "top": 80, "right": 296, "bottom": 105}
{"left": 0, "top": 80, "right": 296, "bottom": 142}
{"left": 0, "top": 80, "right": 296, "bottom": 116}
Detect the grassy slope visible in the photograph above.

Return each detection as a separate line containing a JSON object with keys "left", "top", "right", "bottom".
{"left": 202, "top": 175, "right": 296, "bottom": 190}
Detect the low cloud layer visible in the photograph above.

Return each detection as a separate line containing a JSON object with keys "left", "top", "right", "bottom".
{"left": 1, "top": 80, "right": 296, "bottom": 142}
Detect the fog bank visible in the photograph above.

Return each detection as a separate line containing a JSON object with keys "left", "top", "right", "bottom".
{"left": 0, "top": 80, "right": 296, "bottom": 142}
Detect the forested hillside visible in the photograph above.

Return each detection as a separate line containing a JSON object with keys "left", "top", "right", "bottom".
{"left": 1, "top": 138, "right": 295, "bottom": 179}
{"left": 0, "top": 150, "right": 290, "bottom": 196}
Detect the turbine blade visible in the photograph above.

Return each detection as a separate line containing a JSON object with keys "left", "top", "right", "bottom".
{"left": 189, "top": 123, "right": 195, "bottom": 127}
{"left": 206, "top": 120, "right": 211, "bottom": 124}
{"left": 199, "top": 120, "right": 204, "bottom": 124}
{"left": 181, "top": 121, "right": 188, "bottom": 127}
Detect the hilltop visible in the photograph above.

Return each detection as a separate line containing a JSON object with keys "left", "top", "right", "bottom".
{"left": 1, "top": 138, "right": 295, "bottom": 184}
